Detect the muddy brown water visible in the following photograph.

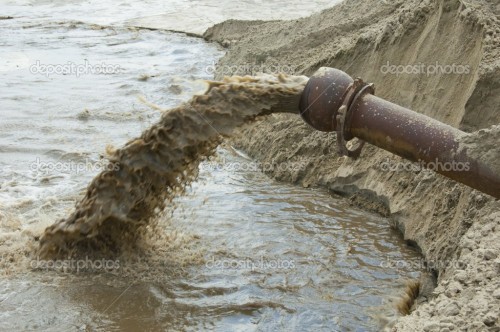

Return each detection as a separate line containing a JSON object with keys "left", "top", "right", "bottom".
{"left": 38, "top": 74, "right": 308, "bottom": 257}
{"left": 2, "top": 147, "right": 424, "bottom": 331}
{"left": 0, "top": 2, "right": 424, "bottom": 331}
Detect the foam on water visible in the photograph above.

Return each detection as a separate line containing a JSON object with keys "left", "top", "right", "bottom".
{"left": 0, "top": 10, "right": 222, "bottom": 276}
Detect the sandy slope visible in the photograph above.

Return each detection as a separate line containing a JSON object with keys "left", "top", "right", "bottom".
{"left": 204, "top": 0, "right": 500, "bottom": 330}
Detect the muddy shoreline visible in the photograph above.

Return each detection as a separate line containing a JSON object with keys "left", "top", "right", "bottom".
{"left": 204, "top": 0, "right": 500, "bottom": 330}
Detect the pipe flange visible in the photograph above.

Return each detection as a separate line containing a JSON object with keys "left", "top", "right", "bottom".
{"left": 298, "top": 68, "right": 354, "bottom": 132}
{"left": 335, "top": 78, "right": 374, "bottom": 159}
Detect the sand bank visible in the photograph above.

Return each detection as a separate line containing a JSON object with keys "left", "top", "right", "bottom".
{"left": 205, "top": 0, "right": 500, "bottom": 330}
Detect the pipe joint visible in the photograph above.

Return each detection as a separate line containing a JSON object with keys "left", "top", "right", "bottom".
{"left": 298, "top": 67, "right": 500, "bottom": 199}
{"left": 336, "top": 78, "right": 374, "bottom": 158}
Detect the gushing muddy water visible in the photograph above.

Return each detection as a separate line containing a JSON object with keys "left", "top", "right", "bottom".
{"left": 39, "top": 74, "right": 308, "bottom": 257}
{"left": 1, "top": 0, "right": 424, "bottom": 330}
{"left": 3, "top": 146, "right": 425, "bottom": 331}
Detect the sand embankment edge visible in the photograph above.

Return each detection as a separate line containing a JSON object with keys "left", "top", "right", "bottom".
{"left": 204, "top": 0, "right": 500, "bottom": 330}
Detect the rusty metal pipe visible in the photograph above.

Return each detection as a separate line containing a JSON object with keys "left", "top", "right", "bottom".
{"left": 299, "top": 67, "right": 500, "bottom": 199}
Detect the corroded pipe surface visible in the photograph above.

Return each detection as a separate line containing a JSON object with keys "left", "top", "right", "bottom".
{"left": 299, "top": 67, "right": 500, "bottom": 199}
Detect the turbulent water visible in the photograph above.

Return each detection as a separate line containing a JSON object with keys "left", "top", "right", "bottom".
{"left": 39, "top": 74, "right": 308, "bottom": 257}
{"left": 1, "top": 0, "right": 424, "bottom": 331}
{"left": 2, "top": 147, "right": 424, "bottom": 331}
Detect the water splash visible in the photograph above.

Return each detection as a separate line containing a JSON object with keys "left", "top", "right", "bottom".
{"left": 39, "top": 74, "right": 308, "bottom": 257}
